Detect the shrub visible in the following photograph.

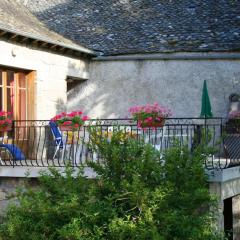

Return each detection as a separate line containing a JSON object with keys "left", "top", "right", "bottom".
{"left": 0, "top": 127, "right": 221, "bottom": 240}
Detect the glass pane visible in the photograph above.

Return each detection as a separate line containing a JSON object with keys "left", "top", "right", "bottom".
{"left": 18, "top": 73, "right": 26, "bottom": 88}
{"left": 0, "top": 70, "right": 2, "bottom": 85}
{"left": 7, "top": 88, "right": 13, "bottom": 114}
{"left": 19, "top": 89, "right": 26, "bottom": 120}
{"left": 7, "top": 71, "right": 14, "bottom": 87}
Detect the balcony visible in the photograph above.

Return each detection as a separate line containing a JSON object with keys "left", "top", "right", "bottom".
{"left": 0, "top": 118, "right": 239, "bottom": 177}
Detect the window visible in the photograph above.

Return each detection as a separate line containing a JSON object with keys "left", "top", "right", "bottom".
{"left": 66, "top": 77, "right": 87, "bottom": 104}
{"left": 0, "top": 68, "right": 35, "bottom": 120}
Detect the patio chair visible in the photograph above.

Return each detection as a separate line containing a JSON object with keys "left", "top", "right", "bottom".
{"left": 222, "top": 135, "right": 240, "bottom": 167}
{"left": 49, "top": 121, "right": 64, "bottom": 160}
{"left": 0, "top": 144, "right": 25, "bottom": 161}
{"left": 49, "top": 121, "right": 88, "bottom": 164}
{"left": 203, "top": 135, "right": 235, "bottom": 169}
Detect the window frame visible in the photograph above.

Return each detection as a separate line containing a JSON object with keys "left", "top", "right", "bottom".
{"left": 0, "top": 67, "right": 35, "bottom": 120}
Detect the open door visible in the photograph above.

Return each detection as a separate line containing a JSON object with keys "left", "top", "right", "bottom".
{"left": 0, "top": 68, "right": 36, "bottom": 159}
{"left": 224, "top": 197, "right": 233, "bottom": 240}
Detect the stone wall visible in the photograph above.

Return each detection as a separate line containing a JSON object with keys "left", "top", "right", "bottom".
{"left": 209, "top": 172, "right": 240, "bottom": 237}
{"left": 68, "top": 57, "right": 240, "bottom": 118}
{"left": 233, "top": 195, "right": 240, "bottom": 240}
{"left": 0, "top": 40, "right": 90, "bottom": 119}
{"left": 0, "top": 177, "right": 38, "bottom": 220}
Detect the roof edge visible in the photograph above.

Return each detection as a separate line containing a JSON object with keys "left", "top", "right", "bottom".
{"left": 94, "top": 52, "right": 240, "bottom": 61}
{"left": 0, "top": 24, "right": 98, "bottom": 57}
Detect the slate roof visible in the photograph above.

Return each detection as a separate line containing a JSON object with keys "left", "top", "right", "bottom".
{"left": 0, "top": 0, "right": 95, "bottom": 56}
{"left": 20, "top": 0, "right": 240, "bottom": 56}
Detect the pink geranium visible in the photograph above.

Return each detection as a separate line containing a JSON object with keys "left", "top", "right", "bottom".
{"left": 82, "top": 116, "right": 89, "bottom": 121}
{"left": 0, "top": 111, "right": 12, "bottom": 128}
{"left": 51, "top": 110, "right": 89, "bottom": 129}
{"left": 129, "top": 103, "right": 172, "bottom": 129}
{"left": 63, "top": 121, "right": 72, "bottom": 126}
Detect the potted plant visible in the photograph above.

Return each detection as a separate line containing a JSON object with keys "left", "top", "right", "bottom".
{"left": 0, "top": 111, "right": 12, "bottom": 131}
{"left": 51, "top": 111, "right": 89, "bottom": 131}
{"left": 129, "top": 103, "right": 171, "bottom": 129}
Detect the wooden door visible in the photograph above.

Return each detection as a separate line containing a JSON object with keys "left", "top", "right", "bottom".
{"left": 0, "top": 67, "right": 36, "bottom": 158}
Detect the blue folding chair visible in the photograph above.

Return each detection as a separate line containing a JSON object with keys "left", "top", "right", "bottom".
{"left": 49, "top": 121, "right": 64, "bottom": 160}
{"left": 0, "top": 143, "right": 25, "bottom": 161}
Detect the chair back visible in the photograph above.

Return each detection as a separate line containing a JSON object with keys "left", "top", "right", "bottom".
{"left": 49, "top": 121, "right": 63, "bottom": 148}
{"left": 223, "top": 135, "right": 240, "bottom": 167}
{"left": 224, "top": 135, "right": 240, "bottom": 157}
{"left": 0, "top": 144, "right": 25, "bottom": 160}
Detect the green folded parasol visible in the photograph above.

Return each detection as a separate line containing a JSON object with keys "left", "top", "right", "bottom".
{"left": 200, "top": 80, "right": 213, "bottom": 118}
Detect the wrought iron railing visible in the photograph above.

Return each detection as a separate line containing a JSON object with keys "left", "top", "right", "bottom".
{"left": 0, "top": 118, "right": 239, "bottom": 169}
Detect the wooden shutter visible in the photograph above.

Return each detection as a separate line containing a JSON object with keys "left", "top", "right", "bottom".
{"left": 26, "top": 71, "right": 36, "bottom": 120}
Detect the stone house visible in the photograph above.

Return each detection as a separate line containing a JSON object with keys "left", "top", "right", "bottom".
{"left": 0, "top": 0, "right": 240, "bottom": 238}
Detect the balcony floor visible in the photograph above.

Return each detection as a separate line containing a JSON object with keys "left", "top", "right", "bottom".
{"left": 0, "top": 164, "right": 97, "bottom": 178}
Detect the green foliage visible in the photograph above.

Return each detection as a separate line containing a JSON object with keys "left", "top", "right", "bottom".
{"left": 155, "top": 145, "right": 219, "bottom": 240}
{"left": 0, "top": 127, "right": 221, "bottom": 240}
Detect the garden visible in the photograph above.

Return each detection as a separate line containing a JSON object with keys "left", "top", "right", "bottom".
{"left": 0, "top": 124, "right": 223, "bottom": 239}
{"left": 0, "top": 103, "right": 231, "bottom": 239}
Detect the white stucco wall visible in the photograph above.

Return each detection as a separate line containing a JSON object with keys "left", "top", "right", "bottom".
{"left": 0, "top": 40, "right": 89, "bottom": 119}
{"left": 68, "top": 57, "right": 240, "bottom": 118}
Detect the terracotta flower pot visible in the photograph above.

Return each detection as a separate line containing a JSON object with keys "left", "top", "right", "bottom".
{"left": 139, "top": 119, "right": 165, "bottom": 128}
{"left": 0, "top": 125, "right": 12, "bottom": 132}
{"left": 59, "top": 125, "right": 82, "bottom": 131}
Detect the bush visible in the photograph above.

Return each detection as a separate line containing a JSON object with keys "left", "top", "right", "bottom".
{"left": 0, "top": 128, "right": 221, "bottom": 240}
